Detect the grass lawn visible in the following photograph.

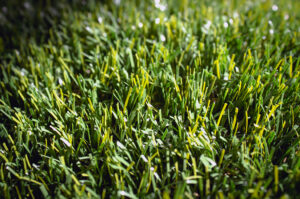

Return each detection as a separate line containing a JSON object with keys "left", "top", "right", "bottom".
{"left": 0, "top": 0, "right": 300, "bottom": 198}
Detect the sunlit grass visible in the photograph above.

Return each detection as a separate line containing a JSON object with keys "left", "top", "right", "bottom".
{"left": 0, "top": 0, "right": 300, "bottom": 198}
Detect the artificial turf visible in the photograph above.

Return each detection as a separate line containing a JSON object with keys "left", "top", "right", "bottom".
{"left": 0, "top": 0, "right": 300, "bottom": 198}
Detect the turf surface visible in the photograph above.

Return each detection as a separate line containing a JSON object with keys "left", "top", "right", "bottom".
{"left": 0, "top": 0, "right": 300, "bottom": 198}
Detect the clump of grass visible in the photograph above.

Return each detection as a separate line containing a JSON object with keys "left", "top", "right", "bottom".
{"left": 0, "top": 0, "right": 300, "bottom": 198}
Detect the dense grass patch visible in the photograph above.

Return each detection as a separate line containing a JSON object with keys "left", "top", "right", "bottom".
{"left": 0, "top": 0, "right": 300, "bottom": 198}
